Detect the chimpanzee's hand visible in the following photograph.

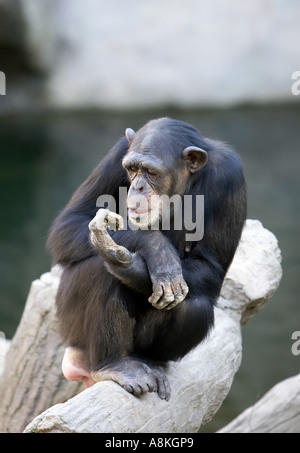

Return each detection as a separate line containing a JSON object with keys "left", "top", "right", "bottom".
{"left": 89, "top": 209, "right": 132, "bottom": 263}
{"left": 145, "top": 234, "right": 189, "bottom": 310}
{"left": 89, "top": 210, "right": 189, "bottom": 308}
{"left": 149, "top": 273, "right": 189, "bottom": 310}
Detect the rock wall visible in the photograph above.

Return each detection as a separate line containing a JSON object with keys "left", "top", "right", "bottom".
{"left": 1, "top": 0, "right": 299, "bottom": 110}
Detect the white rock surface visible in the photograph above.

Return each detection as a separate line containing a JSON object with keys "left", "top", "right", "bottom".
{"left": 219, "top": 219, "right": 282, "bottom": 325}
{"left": 46, "top": 0, "right": 300, "bottom": 109}
{"left": 1, "top": 0, "right": 299, "bottom": 109}
{"left": 218, "top": 373, "right": 300, "bottom": 433}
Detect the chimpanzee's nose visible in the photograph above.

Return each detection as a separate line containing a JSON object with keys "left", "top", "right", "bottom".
{"left": 133, "top": 177, "right": 144, "bottom": 193}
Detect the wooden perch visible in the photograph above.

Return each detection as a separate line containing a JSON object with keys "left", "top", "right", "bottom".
{"left": 218, "top": 373, "right": 300, "bottom": 433}
{"left": 0, "top": 220, "right": 282, "bottom": 433}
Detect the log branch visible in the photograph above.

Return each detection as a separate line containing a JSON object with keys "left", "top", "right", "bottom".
{"left": 218, "top": 373, "right": 300, "bottom": 433}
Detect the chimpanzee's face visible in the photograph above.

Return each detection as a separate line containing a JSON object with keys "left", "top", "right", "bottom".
{"left": 122, "top": 150, "right": 174, "bottom": 228}
{"left": 122, "top": 123, "right": 208, "bottom": 229}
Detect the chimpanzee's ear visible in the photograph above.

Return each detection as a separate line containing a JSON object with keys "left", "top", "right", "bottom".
{"left": 125, "top": 128, "right": 136, "bottom": 144}
{"left": 182, "top": 146, "right": 208, "bottom": 173}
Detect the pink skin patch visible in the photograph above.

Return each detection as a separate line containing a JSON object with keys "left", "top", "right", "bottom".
{"left": 62, "top": 347, "right": 96, "bottom": 388}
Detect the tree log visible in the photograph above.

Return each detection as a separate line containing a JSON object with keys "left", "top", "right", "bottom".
{"left": 0, "top": 220, "right": 282, "bottom": 433}
{"left": 0, "top": 267, "right": 83, "bottom": 433}
{"left": 218, "top": 373, "right": 300, "bottom": 433}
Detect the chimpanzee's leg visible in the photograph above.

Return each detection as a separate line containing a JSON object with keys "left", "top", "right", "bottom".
{"left": 91, "top": 357, "right": 171, "bottom": 400}
{"left": 58, "top": 248, "right": 171, "bottom": 400}
{"left": 56, "top": 256, "right": 136, "bottom": 383}
{"left": 133, "top": 296, "right": 215, "bottom": 362}
{"left": 60, "top": 208, "right": 188, "bottom": 401}
{"left": 91, "top": 296, "right": 213, "bottom": 400}
{"left": 61, "top": 346, "right": 171, "bottom": 399}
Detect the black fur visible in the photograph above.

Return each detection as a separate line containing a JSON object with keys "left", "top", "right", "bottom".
{"left": 47, "top": 118, "right": 247, "bottom": 371}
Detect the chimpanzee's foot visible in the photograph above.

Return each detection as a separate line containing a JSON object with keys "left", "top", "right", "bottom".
{"left": 91, "top": 357, "right": 171, "bottom": 401}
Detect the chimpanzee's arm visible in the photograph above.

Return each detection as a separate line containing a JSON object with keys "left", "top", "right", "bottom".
{"left": 46, "top": 137, "right": 130, "bottom": 265}
{"left": 46, "top": 137, "right": 188, "bottom": 308}
{"left": 89, "top": 209, "right": 188, "bottom": 309}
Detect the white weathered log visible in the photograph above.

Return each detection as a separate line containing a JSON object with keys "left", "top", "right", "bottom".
{"left": 17, "top": 219, "right": 282, "bottom": 433}
{"left": 218, "top": 373, "right": 300, "bottom": 433}
{"left": 0, "top": 267, "right": 83, "bottom": 433}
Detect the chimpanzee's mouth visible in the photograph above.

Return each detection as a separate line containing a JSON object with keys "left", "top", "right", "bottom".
{"left": 128, "top": 208, "right": 149, "bottom": 218}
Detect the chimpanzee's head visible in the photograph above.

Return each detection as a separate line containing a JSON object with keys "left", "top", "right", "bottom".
{"left": 122, "top": 118, "right": 208, "bottom": 229}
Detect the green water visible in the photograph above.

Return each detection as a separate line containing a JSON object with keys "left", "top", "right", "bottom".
{"left": 0, "top": 106, "right": 299, "bottom": 432}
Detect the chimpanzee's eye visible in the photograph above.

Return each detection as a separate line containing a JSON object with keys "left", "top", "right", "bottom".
{"left": 146, "top": 168, "right": 158, "bottom": 177}
{"left": 128, "top": 165, "right": 138, "bottom": 174}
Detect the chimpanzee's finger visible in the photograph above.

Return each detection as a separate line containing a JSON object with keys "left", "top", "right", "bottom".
{"left": 148, "top": 285, "right": 164, "bottom": 305}
{"left": 156, "top": 283, "right": 174, "bottom": 308}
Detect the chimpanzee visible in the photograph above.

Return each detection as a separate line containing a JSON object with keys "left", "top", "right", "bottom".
{"left": 47, "top": 117, "right": 247, "bottom": 401}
